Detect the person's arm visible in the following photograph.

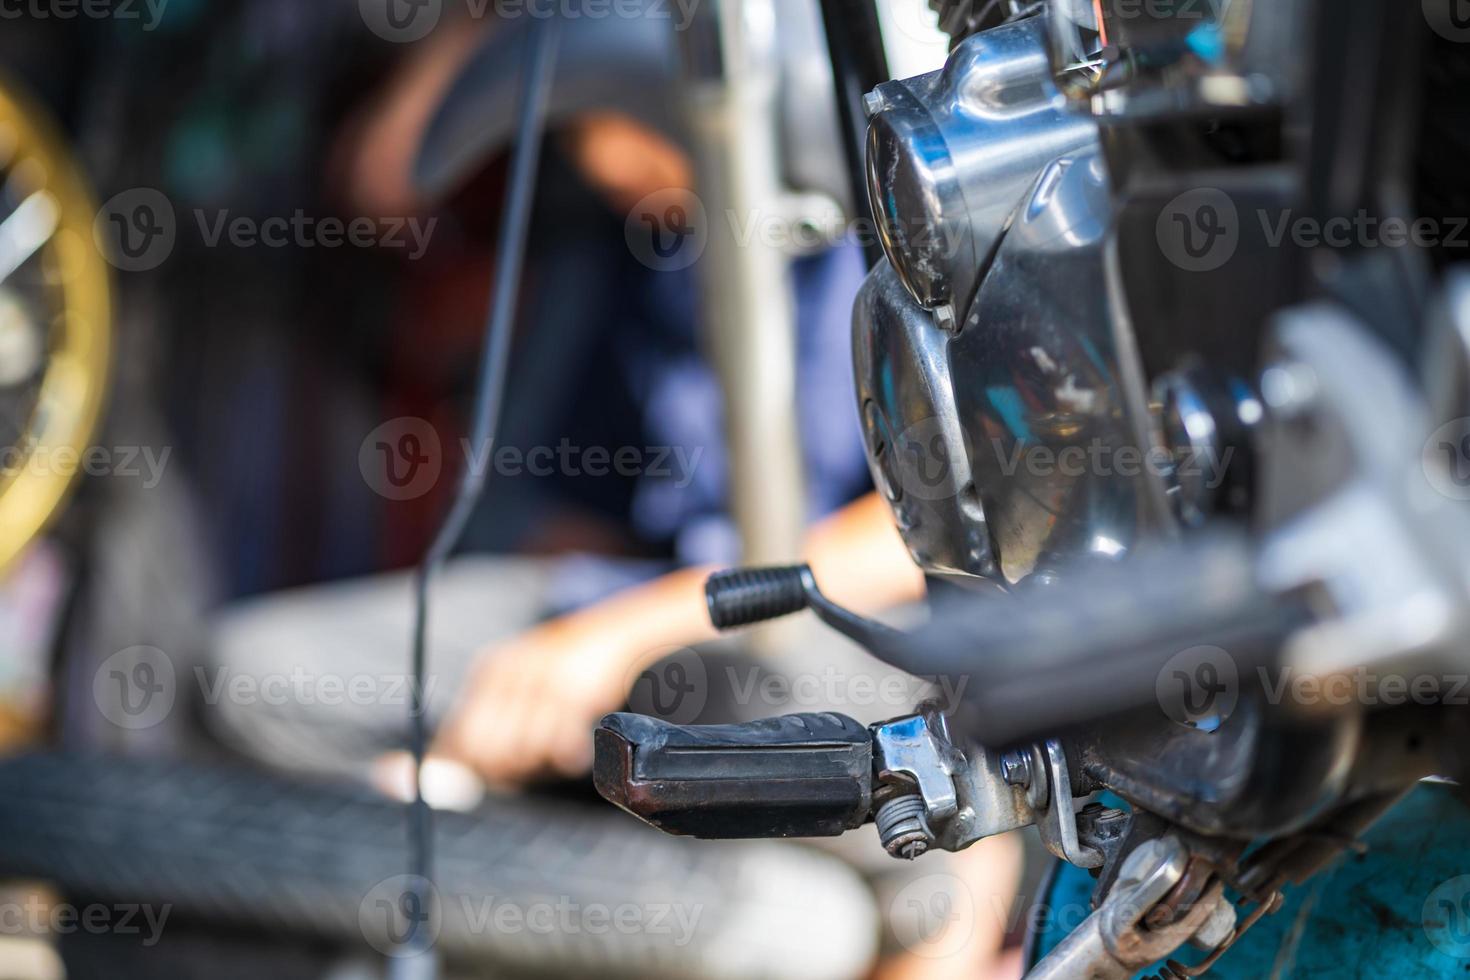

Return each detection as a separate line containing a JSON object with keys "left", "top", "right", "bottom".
{"left": 432, "top": 491, "right": 923, "bottom": 785}
{"left": 332, "top": 14, "right": 485, "bottom": 217}
{"left": 802, "top": 490, "right": 927, "bottom": 613}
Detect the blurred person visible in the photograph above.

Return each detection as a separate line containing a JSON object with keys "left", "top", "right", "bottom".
{"left": 207, "top": 8, "right": 1025, "bottom": 980}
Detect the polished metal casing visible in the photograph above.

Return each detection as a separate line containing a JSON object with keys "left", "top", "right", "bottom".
{"left": 858, "top": 19, "right": 1169, "bottom": 586}
{"left": 865, "top": 17, "right": 1099, "bottom": 331}
{"left": 853, "top": 263, "right": 995, "bottom": 580}
{"left": 948, "top": 148, "right": 1166, "bottom": 583}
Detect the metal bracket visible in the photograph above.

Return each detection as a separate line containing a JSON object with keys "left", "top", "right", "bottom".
{"left": 871, "top": 705, "right": 1039, "bottom": 856}
{"left": 872, "top": 714, "right": 959, "bottom": 823}
{"left": 1028, "top": 836, "right": 1232, "bottom": 980}
{"left": 1036, "top": 740, "right": 1105, "bottom": 869}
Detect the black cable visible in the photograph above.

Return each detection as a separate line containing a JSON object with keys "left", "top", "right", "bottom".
{"left": 397, "top": 14, "right": 561, "bottom": 974}
{"left": 818, "top": 0, "right": 891, "bottom": 270}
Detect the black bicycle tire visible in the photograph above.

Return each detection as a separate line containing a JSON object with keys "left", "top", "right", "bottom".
{"left": 0, "top": 752, "right": 877, "bottom": 980}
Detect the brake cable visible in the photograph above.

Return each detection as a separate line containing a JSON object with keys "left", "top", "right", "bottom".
{"left": 397, "top": 15, "right": 561, "bottom": 976}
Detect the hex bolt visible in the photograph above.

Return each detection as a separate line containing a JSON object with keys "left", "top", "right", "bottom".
{"left": 1259, "top": 361, "right": 1319, "bottom": 420}
{"left": 875, "top": 795, "right": 933, "bottom": 860}
{"left": 1190, "top": 898, "right": 1238, "bottom": 952}
{"left": 1001, "top": 750, "right": 1032, "bottom": 788}
{"left": 933, "top": 304, "right": 958, "bottom": 333}
{"left": 1151, "top": 371, "right": 1224, "bottom": 525}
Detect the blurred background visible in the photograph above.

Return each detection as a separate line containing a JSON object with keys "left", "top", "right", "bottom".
{"left": 0, "top": 3, "right": 1048, "bottom": 980}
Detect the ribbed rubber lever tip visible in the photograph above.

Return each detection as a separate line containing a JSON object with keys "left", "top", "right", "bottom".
{"left": 705, "top": 565, "right": 812, "bottom": 630}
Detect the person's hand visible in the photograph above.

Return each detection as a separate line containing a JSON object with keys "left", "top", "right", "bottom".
{"left": 431, "top": 618, "right": 656, "bottom": 786}
{"left": 417, "top": 494, "right": 925, "bottom": 790}
{"left": 561, "top": 112, "right": 693, "bottom": 214}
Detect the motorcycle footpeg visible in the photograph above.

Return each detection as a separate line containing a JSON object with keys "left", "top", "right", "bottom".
{"left": 594, "top": 712, "right": 873, "bottom": 839}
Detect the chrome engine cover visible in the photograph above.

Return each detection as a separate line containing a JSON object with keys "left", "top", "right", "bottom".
{"left": 853, "top": 263, "right": 994, "bottom": 580}
{"left": 864, "top": 17, "right": 1097, "bottom": 331}
{"left": 857, "top": 18, "right": 1169, "bottom": 586}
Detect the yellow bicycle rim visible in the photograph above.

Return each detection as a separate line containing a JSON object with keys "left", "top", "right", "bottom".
{"left": 0, "top": 81, "right": 112, "bottom": 575}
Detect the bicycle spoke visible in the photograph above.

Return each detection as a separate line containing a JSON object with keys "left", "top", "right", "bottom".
{"left": 0, "top": 191, "right": 59, "bottom": 287}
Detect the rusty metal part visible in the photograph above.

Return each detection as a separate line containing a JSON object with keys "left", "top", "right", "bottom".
{"left": 1155, "top": 889, "right": 1286, "bottom": 979}
{"left": 1145, "top": 856, "right": 1217, "bottom": 930}
{"left": 1112, "top": 880, "right": 1226, "bottom": 968}
{"left": 1030, "top": 836, "right": 1233, "bottom": 980}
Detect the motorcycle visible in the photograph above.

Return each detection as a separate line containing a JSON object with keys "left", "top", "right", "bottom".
{"left": 2, "top": 1, "right": 1467, "bottom": 976}
{"left": 593, "top": 1, "right": 1470, "bottom": 976}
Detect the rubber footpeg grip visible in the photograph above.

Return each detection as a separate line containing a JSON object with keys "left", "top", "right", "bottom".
{"left": 594, "top": 712, "right": 873, "bottom": 839}
{"left": 705, "top": 565, "right": 811, "bottom": 630}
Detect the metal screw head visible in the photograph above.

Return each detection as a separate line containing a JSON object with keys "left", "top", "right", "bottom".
{"left": 1000, "top": 750, "right": 1031, "bottom": 788}
{"left": 933, "top": 303, "right": 958, "bottom": 333}
{"left": 1150, "top": 370, "right": 1223, "bottom": 526}
{"left": 1260, "top": 361, "right": 1319, "bottom": 420}
{"left": 875, "top": 795, "right": 933, "bottom": 861}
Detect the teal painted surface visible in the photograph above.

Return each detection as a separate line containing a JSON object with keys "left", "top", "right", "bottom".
{"left": 1030, "top": 784, "right": 1470, "bottom": 978}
